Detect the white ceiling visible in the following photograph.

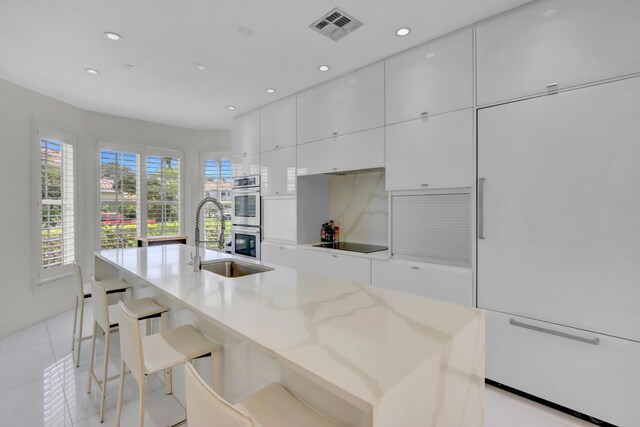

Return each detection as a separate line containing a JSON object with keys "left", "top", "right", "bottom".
{"left": 0, "top": 0, "right": 532, "bottom": 129}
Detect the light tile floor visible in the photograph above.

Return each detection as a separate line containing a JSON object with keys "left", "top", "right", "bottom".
{"left": 0, "top": 305, "right": 594, "bottom": 426}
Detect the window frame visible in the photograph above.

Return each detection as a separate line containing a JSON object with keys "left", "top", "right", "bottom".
{"left": 95, "top": 140, "right": 184, "bottom": 250}
{"left": 32, "top": 125, "right": 78, "bottom": 286}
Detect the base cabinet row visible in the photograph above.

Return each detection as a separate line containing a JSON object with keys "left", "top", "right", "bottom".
{"left": 486, "top": 309, "right": 640, "bottom": 427}
{"left": 371, "top": 259, "right": 472, "bottom": 306}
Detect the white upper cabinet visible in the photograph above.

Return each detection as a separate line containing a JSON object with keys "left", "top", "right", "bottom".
{"left": 260, "top": 146, "right": 296, "bottom": 196}
{"left": 385, "top": 108, "right": 473, "bottom": 190}
{"left": 385, "top": 29, "right": 473, "bottom": 125}
{"left": 232, "top": 110, "right": 260, "bottom": 157}
{"left": 232, "top": 152, "right": 260, "bottom": 177}
{"left": 476, "top": 0, "right": 640, "bottom": 105}
{"left": 260, "top": 97, "right": 296, "bottom": 152}
{"left": 297, "top": 128, "right": 384, "bottom": 176}
{"left": 296, "top": 62, "right": 384, "bottom": 144}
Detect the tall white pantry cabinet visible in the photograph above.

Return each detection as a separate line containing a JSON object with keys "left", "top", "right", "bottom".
{"left": 230, "top": 1, "right": 640, "bottom": 425}
{"left": 476, "top": 1, "right": 640, "bottom": 426}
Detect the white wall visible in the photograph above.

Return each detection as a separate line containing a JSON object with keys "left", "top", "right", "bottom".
{"left": 0, "top": 78, "right": 230, "bottom": 338}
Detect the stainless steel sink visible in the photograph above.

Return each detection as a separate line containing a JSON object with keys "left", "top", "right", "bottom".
{"left": 200, "top": 259, "right": 273, "bottom": 278}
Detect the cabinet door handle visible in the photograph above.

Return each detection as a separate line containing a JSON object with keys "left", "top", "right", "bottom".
{"left": 275, "top": 144, "right": 280, "bottom": 148}
{"left": 275, "top": 191, "right": 280, "bottom": 194}
{"left": 420, "top": 111, "right": 429, "bottom": 117}
{"left": 332, "top": 167, "right": 338, "bottom": 171}
{"left": 547, "top": 82, "right": 559, "bottom": 88}
{"left": 420, "top": 183, "right": 429, "bottom": 187}
{"left": 509, "top": 319, "right": 600, "bottom": 346}
{"left": 331, "top": 254, "right": 338, "bottom": 258}
{"left": 478, "top": 177, "right": 485, "bottom": 240}
{"left": 411, "top": 266, "right": 419, "bottom": 270}
{"left": 332, "top": 131, "right": 338, "bottom": 136}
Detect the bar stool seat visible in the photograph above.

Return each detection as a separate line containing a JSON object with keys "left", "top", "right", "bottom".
{"left": 115, "top": 301, "right": 222, "bottom": 427}
{"left": 185, "top": 363, "right": 342, "bottom": 427}
{"left": 71, "top": 265, "right": 130, "bottom": 368}
{"left": 87, "top": 281, "right": 169, "bottom": 423}
{"left": 142, "top": 325, "right": 222, "bottom": 373}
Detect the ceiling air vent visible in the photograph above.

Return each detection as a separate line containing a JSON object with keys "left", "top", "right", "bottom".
{"left": 310, "top": 8, "right": 363, "bottom": 41}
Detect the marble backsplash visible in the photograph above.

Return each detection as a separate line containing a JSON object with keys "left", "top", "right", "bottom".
{"left": 329, "top": 171, "right": 388, "bottom": 246}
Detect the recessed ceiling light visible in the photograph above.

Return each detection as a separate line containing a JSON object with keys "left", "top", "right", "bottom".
{"left": 425, "top": 52, "right": 436, "bottom": 59}
{"left": 192, "top": 62, "right": 206, "bottom": 71}
{"left": 85, "top": 68, "right": 99, "bottom": 75}
{"left": 265, "top": 88, "right": 276, "bottom": 94}
{"left": 396, "top": 27, "right": 411, "bottom": 37}
{"left": 318, "top": 65, "right": 331, "bottom": 72}
{"left": 543, "top": 8, "right": 557, "bottom": 17}
{"left": 104, "top": 32, "right": 122, "bottom": 41}
{"left": 227, "top": 106, "right": 236, "bottom": 110}
{"left": 122, "top": 63, "right": 134, "bottom": 70}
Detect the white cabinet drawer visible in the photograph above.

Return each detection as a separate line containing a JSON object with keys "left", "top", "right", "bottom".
{"left": 385, "top": 29, "right": 473, "bottom": 125}
{"left": 476, "top": 0, "right": 640, "bottom": 105}
{"left": 232, "top": 110, "right": 260, "bottom": 157}
{"left": 385, "top": 109, "right": 473, "bottom": 190}
{"left": 303, "top": 249, "right": 371, "bottom": 285}
{"left": 260, "top": 97, "right": 296, "bottom": 151}
{"left": 486, "top": 310, "right": 640, "bottom": 427}
{"left": 260, "top": 146, "right": 296, "bottom": 196}
{"left": 371, "top": 259, "right": 472, "bottom": 306}
{"left": 296, "top": 62, "right": 384, "bottom": 144}
{"left": 232, "top": 153, "right": 260, "bottom": 177}
{"left": 261, "top": 242, "right": 298, "bottom": 269}
{"left": 297, "top": 128, "right": 384, "bottom": 176}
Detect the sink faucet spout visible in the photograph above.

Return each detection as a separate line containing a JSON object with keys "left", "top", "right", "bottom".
{"left": 193, "top": 197, "right": 226, "bottom": 272}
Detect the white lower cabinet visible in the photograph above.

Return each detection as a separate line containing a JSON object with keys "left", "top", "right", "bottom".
{"left": 297, "top": 128, "right": 384, "bottom": 175}
{"left": 261, "top": 242, "right": 298, "bottom": 269}
{"left": 486, "top": 310, "right": 640, "bottom": 427}
{"left": 371, "top": 259, "right": 472, "bottom": 306}
{"left": 302, "top": 249, "right": 371, "bottom": 285}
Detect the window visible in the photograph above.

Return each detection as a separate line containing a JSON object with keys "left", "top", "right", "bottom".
{"left": 201, "top": 153, "right": 232, "bottom": 250}
{"left": 99, "top": 150, "right": 140, "bottom": 249}
{"left": 34, "top": 127, "right": 76, "bottom": 283}
{"left": 146, "top": 155, "right": 180, "bottom": 236}
{"left": 98, "top": 143, "right": 182, "bottom": 250}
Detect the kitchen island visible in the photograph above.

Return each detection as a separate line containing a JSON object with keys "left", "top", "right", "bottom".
{"left": 95, "top": 244, "right": 484, "bottom": 427}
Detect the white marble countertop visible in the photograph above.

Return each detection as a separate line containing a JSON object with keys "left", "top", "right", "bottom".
{"left": 96, "top": 244, "right": 483, "bottom": 421}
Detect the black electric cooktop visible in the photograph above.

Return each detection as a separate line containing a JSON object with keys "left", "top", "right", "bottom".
{"left": 312, "top": 242, "right": 388, "bottom": 254}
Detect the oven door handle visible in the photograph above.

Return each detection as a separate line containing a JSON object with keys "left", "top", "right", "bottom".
{"left": 233, "top": 227, "right": 261, "bottom": 235}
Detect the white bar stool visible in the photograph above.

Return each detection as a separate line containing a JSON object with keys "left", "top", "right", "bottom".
{"left": 87, "top": 280, "right": 169, "bottom": 423}
{"left": 115, "top": 301, "right": 222, "bottom": 427}
{"left": 71, "top": 264, "right": 130, "bottom": 367}
{"left": 185, "top": 363, "right": 342, "bottom": 427}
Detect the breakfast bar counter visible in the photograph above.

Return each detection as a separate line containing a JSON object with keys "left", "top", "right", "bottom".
{"left": 95, "top": 244, "right": 484, "bottom": 427}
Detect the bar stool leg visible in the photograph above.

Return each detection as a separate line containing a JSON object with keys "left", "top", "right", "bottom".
{"left": 99, "top": 330, "right": 111, "bottom": 422}
{"left": 76, "top": 296, "right": 86, "bottom": 367}
{"left": 138, "top": 383, "right": 146, "bottom": 427}
{"left": 87, "top": 322, "right": 98, "bottom": 393}
{"left": 160, "top": 312, "right": 172, "bottom": 395}
{"left": 115, "top": 360, "right": 126, "bottom": 427}
{"left": 71, "top": 295, "right": 79, "bottom": 353}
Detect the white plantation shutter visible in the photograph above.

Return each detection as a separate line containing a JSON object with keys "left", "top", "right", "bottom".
{"left": 147, "top": 155, "right": 181, "bottom": 236}
{"left": 99, "top": 150, "right": 141, "bottom": 249}
{"left": 37, "top": 129, "right": 76, "bottom": 283}
{"left": 203, "top": 157, "right": 232, "bottom": 249}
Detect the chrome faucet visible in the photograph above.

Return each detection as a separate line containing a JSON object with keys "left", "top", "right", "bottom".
{"left": 192, "top": 197, "right": 226, "bottom": 272}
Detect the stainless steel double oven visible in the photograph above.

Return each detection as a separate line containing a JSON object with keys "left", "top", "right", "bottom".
{"left": 231, "top": 175, "right": 261, "bottom": 259}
